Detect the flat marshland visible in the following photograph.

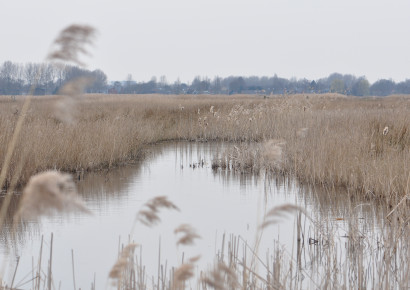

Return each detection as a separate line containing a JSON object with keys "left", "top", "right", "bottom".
{"left": 1, "top": 93, "right": 409, "bottom": 202}
{"left": 0, "top": 93, "right": 409, "bottom": 289}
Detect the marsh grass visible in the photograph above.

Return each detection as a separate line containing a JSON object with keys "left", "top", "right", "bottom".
{"left": 0, "top": 87, "right": 409, "bottom": 287}
{"left": 0, "top": 24, "right": 99, "bottom": 289}
{"left": 2, "top": 93, "right": 408, "bottom": 205}
{"left": 0, "top": 26, "right": 408, "bottom": 288}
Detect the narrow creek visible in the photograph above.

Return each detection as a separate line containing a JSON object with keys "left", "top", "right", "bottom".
{"left": 0, "top": 142, "right": 385, "bottom": 289}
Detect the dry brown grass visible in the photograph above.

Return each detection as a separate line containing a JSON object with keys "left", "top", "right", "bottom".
{"left": 0, "top": 91, "right": 407, "bottom": 288}
{"left": 0, "top": 93, "right": 409, "bottom": 206}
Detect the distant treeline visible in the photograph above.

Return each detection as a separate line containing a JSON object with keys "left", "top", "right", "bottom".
{"left": 1, "top": 60, "right": 410, "bottom": 96}
{"left": 0, "top": 61, "right": 107, "bottom": 95}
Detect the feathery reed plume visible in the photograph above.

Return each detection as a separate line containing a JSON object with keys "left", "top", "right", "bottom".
{"left": 47, "top": 24, "right": 97, "bottom": 123}
{"left": 109, "top": 243, "right": 138, "bottom": 284}
{"left": 137, "top": 196, "right": 179, "bottom": 227}
{"left": 174, "top": 224, "right": 201, "bottom": 246}
{"left": 0, "top": 24, "right": 97, "bottom": 237}
{"left": 47, "top": 24, "right": 97, "bottom": 67}
{"left": 172, "top": 256, "right": 200, "bottom": 288}
{"left": 15, "top": 171, "right": 90, "bottom": 220}
{"left": 201, "top": 262, "right": 240, "bottom": 290}
{"left": 259, "top": 204, "right": 307, "bottom": 230}
{"left": 188, "top": 255, "right": 201, "bottom": 263}
{"left": 174, "top": 263, "right": 194, "bottom": 284}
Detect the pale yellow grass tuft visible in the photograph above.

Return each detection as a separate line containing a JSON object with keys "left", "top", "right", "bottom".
{"left": 137, "top": 196, "right": 179, "bottom": 227}
{"left": 16, "top": 170, "right": 90, "bottom": 220}
{"left": 174, "top": 224, "right": 201, "bottom": 246}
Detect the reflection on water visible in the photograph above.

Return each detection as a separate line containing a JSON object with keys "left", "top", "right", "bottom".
{"left": 0, "top": 142, "right": 386, "bottom": 289}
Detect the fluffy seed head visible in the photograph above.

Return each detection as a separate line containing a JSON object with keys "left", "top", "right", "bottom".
{"left": 172, "top": 255, "right": 201, "bottom": 288}
{"left": 173, "top": 263, "right": 195, "bottom": 285}
{"left": 47, "top": 24, "right": 97, "bottom": 67}
{"left": 16, "top": 171, "right": 90, "bottom": 220}
{"left": 137, "top": 196, "right": 179, "bottom": 227}
{"left": 109, "top": 243, "right": 138, "bottom": 282}
{"left": 201, "top": 262, "right": 239, "bottom": 290}
{"left": 174, "top": 224, "right": 201, "bottom": 246}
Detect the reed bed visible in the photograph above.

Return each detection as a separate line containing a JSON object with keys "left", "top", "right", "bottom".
{"left": 0, "top": 92, "right": 409, "bottom": 289}
{"left": 1, "top": 93, "right": 408, "bottom": 204}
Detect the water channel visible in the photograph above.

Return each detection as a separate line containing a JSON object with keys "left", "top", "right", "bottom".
{"left": 0, "top": 142, "right": 385, "bottom": 289}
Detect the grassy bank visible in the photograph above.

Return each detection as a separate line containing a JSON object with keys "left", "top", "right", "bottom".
{"left": 1, "top": 93, "right": 408, "bottom": 203}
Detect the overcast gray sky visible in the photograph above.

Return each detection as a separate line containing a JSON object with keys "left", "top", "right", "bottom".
{"left": 1, "top": 0, "right": 409, "bottom": 83}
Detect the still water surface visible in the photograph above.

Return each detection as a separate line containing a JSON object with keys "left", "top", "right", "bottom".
{"left": 0, "top": 142, "right": 382, "bottom": 289}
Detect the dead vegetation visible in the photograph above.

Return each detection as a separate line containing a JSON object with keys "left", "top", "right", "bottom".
{"left": 0, "top": 93, "right": 408, "bottom": 206}
{"left": 0, "top": 92, "right": 409, "bottom": 289}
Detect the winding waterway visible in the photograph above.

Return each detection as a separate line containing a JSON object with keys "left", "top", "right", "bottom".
{"left": 0, "top": 142, "right": 385, "bottom": 289}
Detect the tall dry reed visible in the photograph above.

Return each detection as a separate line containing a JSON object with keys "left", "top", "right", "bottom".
{"left": 0, "top": 24, "right": 97, "bottom": 289}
